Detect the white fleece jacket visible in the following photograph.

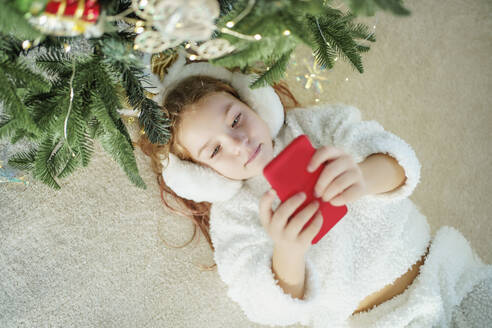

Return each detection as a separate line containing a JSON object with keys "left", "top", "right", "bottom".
{"left": 209, "top": 103, "right": 432, "bottom": 327}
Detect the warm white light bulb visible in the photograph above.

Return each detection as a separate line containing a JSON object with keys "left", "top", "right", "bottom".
{"left": 22, "top": 40, "right": 32, "bottom": 50}
{"left": 283, "top": 30, "right": 291, "bottom": 36}
{"left": 226, "top": 21, "right": 234, "bottom": 28}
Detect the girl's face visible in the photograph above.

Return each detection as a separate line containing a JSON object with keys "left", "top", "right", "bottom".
{"left": 176, "top": 91, "right": 275, "bottom": 180}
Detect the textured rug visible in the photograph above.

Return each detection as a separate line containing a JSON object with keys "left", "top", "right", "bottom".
{"left": 1, "top": 0, "right": 491, "bottom": 327}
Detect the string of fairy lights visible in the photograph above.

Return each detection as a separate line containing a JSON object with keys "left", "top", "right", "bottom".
{"left": 3, "top": 1, "right": 378, "bottom": 186}
{"left": 290, "top": 14, "right": 378, "bottom": 103}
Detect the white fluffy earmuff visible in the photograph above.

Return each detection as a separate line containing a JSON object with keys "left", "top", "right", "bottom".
{"left": 152, "top": 49, "right": 285, "bottom": 203}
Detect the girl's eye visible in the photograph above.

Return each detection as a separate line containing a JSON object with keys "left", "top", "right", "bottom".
{"left": 232, "top": 113, "right": 241, "bottom": 128}
{"left": 211, "top": 114, "right": 241, "bottom": 158}
{"left": 211, "top": 145, "right": 220, "bottom": 158}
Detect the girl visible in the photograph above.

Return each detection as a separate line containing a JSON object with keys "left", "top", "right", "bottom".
{"left": 136, "top": 50, "right": 492, "bottom": 327}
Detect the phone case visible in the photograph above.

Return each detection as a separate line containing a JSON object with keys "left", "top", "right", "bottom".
{"left": 263, "top": 134, "right": 348, "bottom": 244}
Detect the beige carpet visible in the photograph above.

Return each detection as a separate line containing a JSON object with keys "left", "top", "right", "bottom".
{"left": 1, "top": 1, "right": 491, "bottom": 327}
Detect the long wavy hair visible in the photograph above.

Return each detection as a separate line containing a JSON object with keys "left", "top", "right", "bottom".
{"left": 134, "top": 61, "right": 302, "bottom": 272}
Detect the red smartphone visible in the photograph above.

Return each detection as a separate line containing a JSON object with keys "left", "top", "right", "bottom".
{"left": 262, "top": 134, "right": 347, "bottom": 244}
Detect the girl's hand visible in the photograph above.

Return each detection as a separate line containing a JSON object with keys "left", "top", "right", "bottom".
{"left": 307, "top": 145, "right": 370, "bottom": 206}
{"left": 259, "top": 190, "right": 323, "bottom": 257}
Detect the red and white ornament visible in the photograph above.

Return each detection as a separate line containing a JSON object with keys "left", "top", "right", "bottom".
{"left": 28, "top": 0, "right": 104, "bottom": 37}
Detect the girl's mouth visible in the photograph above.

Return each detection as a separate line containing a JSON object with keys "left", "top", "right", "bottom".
{"left": 245, "top": 144, "right": 261, "bottom": 166}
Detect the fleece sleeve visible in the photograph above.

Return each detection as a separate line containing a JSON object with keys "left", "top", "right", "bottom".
{"left": 209, "top": 200, "right": 322, "bottom": 327}
{"left": 286, "top": 103, "right": 422, "bottom": 204}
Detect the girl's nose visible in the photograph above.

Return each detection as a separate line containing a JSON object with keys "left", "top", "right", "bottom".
{"left": 230, "top": 133, "right": 249, "bottom": 155}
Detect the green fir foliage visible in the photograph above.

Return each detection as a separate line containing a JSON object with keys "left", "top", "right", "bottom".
{"left": 99, "top": 36, "right": 172, "bottom": 145}
{"left": 0, "top": 0, "right": 410, "bottom": 189}
{"left": 0, "top": 1, "right": 45, "bottom": 40}
{"left": 0, "top": 35, "right": 48, "bottom": 140}
{"left": 250, "top": 49, "right": 294, "bottom": 88}
{"left": 1, "top": 34, "right": 150, "bottom": 189}
{"left": 306, "top": 7, "right": 377, "bottom": 73}
{"left": 212, "top": 0, "right": 379, "bottom": 88}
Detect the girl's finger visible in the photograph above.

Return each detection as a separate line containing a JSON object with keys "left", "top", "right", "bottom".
{"left": 307, "top": 146, "right": 344, "bottom": 173}
{"left": 271, "top": 192, "right": 306, "bottom": 232}
{"left": 330, "top": 183, "right": 364, "bottom": 206}
{"left": 298, "top": 211, "right": 323, "bottom": 245}
{"left": 314, "top": 155, "right": 352, "bottom": 198}
{"left": 321, "top": 169, "right": 358, "bottom": 202}
{"left": 285, "top": 200, "right": 320, "bottom": 239}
